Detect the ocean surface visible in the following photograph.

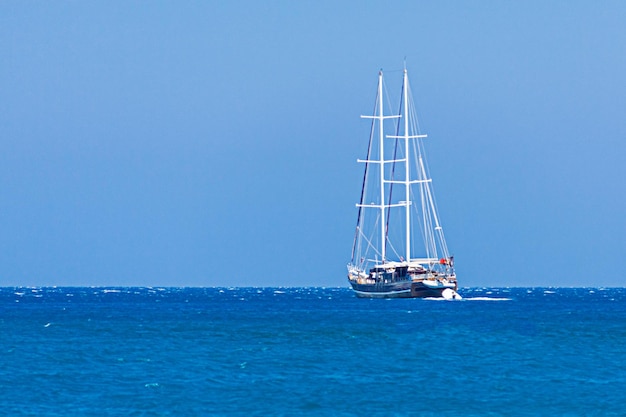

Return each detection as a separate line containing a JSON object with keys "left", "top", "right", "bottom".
{"left": 1, "top": 287, "right": 625, "bottom": 416}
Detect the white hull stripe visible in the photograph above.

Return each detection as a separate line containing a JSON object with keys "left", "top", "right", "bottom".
{"left": 353, "top": 289, "right": 412, "bottom": 296}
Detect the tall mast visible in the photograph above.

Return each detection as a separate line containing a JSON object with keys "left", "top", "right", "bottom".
{"left": 377, "top": 71, "right": 386, "bottom": 262}
{"left": 388, "top": 70, "right": 429, "bottom": 263}
{"left": 359, "top": 71, "right": 401, "bottom": 265}
{"left": 403, "top": 69, "right": 411, "bottom": 262}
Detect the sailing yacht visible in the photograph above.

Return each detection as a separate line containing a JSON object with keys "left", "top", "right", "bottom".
{"left": 347, "top": 68, "right": 460, "bottom": 299}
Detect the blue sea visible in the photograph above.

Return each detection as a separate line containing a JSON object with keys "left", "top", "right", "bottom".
{"left": 1, "top": 287, "right": 625, "bottom": 416}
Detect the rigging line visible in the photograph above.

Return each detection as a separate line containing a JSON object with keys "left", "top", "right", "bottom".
{"left": 409, "top": 101, "right": 449, "bottom": 259}
{"left": 357, "top": 212, "right": 383, "bottom": 263}
{"left": 408, "top": 183, "right": 428, "bottom": 259}
{"left": 358, "top": 226, "right": 382, "bottom": 260}
{"left": 418, "top": 157, "right": 433, "bottom": 258}
{"left": 437, "top": 228, "right": 450, "bottom": 260}
{"left": 386, "top": 235, "right": 402, "bottom": 261}
{"left": 380, "top": 67, "right": 405, "bottom": 74}
{"left": 405, "top": 84, "right": 449, "bottom": 262}
{"left": 407, "top": 95, "right": 439, "bottom": 259}
{"left": 407, "top": 83, "right": 431, "bottom": 186}
{"left": 356, "top": 208, "right": 383, "bottom": 266}
{"left": 419, "top": 156, "right": 439, "bottom": 258}
{"left": 406, "top": 80, "right": 433, "bottom": 259}
{"left": 351, "top": 88, "right": 379, "bottom": 263}
{"left": 408, "top": 88, "right": 440, "bottom": 228}
{"left": 409, "top": 84, "right": 421, "bottom": 131}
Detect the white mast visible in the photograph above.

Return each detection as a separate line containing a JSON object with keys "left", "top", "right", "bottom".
{"left": 359, "top": 71, "right": 401, "bottom": 265}
{"left": 387, "top": 70, "right": 428, "bottom": 263}
{"left": 403, "top": 69, "right": 411, "bottom": 263}
{"left": 377, "top": 71, "right": 386, "bottom": 262}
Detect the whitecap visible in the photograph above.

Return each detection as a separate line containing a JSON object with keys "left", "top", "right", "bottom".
{"left": 423, "top": 296, "right": 462, "bottom": 301}
{"left": 463, "top": 297, "right": 512, "bottom": 301}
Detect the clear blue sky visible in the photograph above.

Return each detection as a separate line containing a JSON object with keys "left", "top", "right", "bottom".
{"left": 1, "top": 1, "right": 625, "bottom": 287}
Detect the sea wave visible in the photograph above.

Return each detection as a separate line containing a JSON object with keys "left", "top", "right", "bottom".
{"left": 463, "top": 297, "right": 512, "bottom": 301}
